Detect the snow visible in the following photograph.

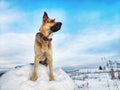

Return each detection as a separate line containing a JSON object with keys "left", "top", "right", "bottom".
{"left": 0, "top": 64, "right": 74, "bottom": 90}
{"left": 74, "top": 77, "right": 120, "bottom": 90}
{"left": 66, "top": 68, "right": 120, "bottom": 90}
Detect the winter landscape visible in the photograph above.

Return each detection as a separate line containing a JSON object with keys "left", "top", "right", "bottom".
{"left": 0, "top": 60, "right": 120, "bottom": 90}
{"left": 64, "top": 60, "right": 120, "bottom": 90}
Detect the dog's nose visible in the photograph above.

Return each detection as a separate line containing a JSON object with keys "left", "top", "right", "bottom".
{"left": 57, "top": 22, "right": 62, "bottom": 26}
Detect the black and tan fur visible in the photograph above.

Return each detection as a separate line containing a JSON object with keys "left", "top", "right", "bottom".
{"left": 30, "top": 12, "right": 62, "bottom": 81}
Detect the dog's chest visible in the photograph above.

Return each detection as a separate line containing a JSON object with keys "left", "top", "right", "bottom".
{"left": 42, "top": 43, "right": 50, "bottom": 51}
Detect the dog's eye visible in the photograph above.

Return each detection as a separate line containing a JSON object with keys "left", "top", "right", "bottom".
{"left": 50, "top": 19, "right": 55, "bottom": 23}
{"left": 46, "top": 19, "right": 55, "bottom": 23}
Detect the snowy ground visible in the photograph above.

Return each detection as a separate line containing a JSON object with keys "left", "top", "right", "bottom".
{"left": 0, "top": 64, "right": 74, "bottom": 90}
{"left": 65, "top": 69, "right": 120, "bottom": 90}
{"left": 1, "top": 65, "right": 120, "bottom": 90}
{"left": 74, "top": 75, "right": 120, "bottom": 90}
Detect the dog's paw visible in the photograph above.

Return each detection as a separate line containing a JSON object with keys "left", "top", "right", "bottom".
{"left": 30, "top": 75, "right": 38, "bottom": 81}
{"left": 49, "top": 77, "right": 55, "bottom": 81}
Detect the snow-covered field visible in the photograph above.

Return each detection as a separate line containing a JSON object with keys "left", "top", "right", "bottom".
{"left": 0, "top": 64, "right": 74, "bottom": 90}
{"left": 0, "top": 64, "right": 120, "bottom": 90}
{"left": 65, "top": 68, "right": 120, "bottom": 90}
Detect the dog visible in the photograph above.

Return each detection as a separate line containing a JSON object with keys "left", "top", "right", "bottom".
{"left": 30, "top": 11, "right": 62, "bottom": 81}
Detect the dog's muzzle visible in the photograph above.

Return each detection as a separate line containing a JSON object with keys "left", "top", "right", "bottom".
{"left": 50, "top": 22, "right": 62, "bottom": 32}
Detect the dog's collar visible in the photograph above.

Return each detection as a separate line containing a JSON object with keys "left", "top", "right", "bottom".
{"left": 39, "top": 32, "right": 52, "bottom": 41}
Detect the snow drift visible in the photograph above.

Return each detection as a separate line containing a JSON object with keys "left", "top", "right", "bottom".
{"left": 0, "top": 64, "right": 74, "bottom": 90}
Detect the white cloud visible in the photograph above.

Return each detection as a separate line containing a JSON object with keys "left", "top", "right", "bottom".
{"left": 0, "top": 33, "right": 35, "bottom": 64}
{"left": 52, "top": 28, "right": 120, "bottom": 67}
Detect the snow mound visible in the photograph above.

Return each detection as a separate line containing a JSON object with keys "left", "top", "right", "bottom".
{"left": 0, "top": 64, "right": 74, "bottom": 90}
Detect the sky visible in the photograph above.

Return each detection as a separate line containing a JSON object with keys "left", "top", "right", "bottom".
{"left": 0, "top": 0, "right": 120, "bottom": 67}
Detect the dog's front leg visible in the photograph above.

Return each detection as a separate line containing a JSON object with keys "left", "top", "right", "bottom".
{"left": 31, "top": 54, "right": 43, "bottom": 81}
{"left": 30, "top": 56, "right": 39, "bottom": 81}
{"left": 48, "top": 54, "right": 54, "bottom": 81}
{"left": 46, "top": 52, "right": 54, "bottom": 81}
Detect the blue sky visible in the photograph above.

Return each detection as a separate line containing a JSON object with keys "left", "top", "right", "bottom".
{"left": 0, "top": 0, "right": 120, "bottom": 67}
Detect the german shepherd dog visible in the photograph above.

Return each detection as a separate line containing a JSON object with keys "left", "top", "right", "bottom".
{"left": 30, "top": 12, "right": 62, "bottom": 81}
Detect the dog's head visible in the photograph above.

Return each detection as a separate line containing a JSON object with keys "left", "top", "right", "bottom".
{"left": 41, "top": 11, "right": 62, "bottom": 33}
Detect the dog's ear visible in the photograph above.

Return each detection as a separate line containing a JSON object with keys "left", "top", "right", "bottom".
{"left": 43, "top": 11, "right": 49, "bottom": 22}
